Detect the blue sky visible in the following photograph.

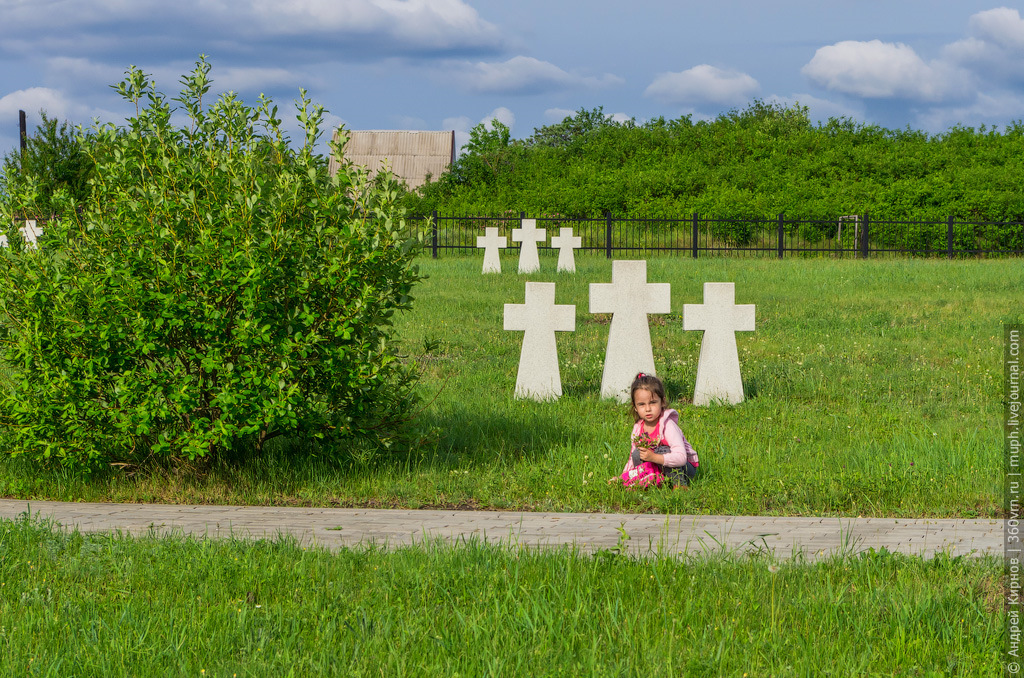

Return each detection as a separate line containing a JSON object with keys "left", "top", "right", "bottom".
{"left": 1, "top": 0, "right": 1022, "bottom": 157}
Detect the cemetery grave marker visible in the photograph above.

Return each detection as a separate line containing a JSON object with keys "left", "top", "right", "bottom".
{"left": 551, "top": 227, "right": 582, "bottom": 273}
{"left": 589, "top": 260, "right": 671, "bottom": 402}
{"left": 511, "top": 218, "right": 546, "bottom": 273}
{"left": 683, "top": 282, "right": 755, "bottom": 405}
{"left": 504, "top": 282, "right": 575, "bottom": 400}
{"left": 476, "top": 227, "right": 507, "bottom": 273}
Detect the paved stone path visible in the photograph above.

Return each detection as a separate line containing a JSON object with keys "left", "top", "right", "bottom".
{"left": 0, "top": 499, "right": 1000, "bottom": 561}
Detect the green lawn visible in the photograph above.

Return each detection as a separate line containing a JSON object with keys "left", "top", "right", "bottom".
{"left": 0, "top": 255, "right": 1012, "bottom": 517}
{"left": 0, "top": 514, "right": 1002, "bottom": 677}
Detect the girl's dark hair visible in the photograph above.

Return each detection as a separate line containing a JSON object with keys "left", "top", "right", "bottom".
{"left": 629, "top": 372, "right": 668, "bottom": 421}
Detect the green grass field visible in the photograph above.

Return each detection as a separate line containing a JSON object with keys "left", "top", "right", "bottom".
{"left": 0, "top": 255, "right": 1010, "bottom": 675}
{"left": 0, "top": 514, "right": 1002, "bottom": 677}
{"left": 0, "top": 255, "right": 1012, "bottom": 517}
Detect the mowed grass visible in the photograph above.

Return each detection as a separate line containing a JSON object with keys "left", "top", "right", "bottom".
{"left": 0, "top": 255, "right": 1013, "bottom": 517}
{"left": 0, "top": 515, "right": 1003, "bottom": 677}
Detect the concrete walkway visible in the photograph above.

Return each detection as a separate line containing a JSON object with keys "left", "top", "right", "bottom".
{"left": 0, "top": 499, "right": 1001, "bottom": 562}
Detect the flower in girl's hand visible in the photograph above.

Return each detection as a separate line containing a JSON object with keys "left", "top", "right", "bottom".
{"left": 631, "top": 431, "right": 658, "bottom": 450}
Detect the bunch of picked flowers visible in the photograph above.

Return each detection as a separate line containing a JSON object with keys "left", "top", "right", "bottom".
{"left": 631, "top": 430, "right": 659, "bottom": 450}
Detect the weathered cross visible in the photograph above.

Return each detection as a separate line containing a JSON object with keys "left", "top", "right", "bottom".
{"left": 550, "top": 227, "right": 582, "bottom": 272}
{"left": 504, "top": 282, "right": 576, "bottom": 400}
{"left": 683, "top": 282, "right": 756, "bottom": 405}
{"left": 511, "top": 218, "right": 546, "bottom": 273}
{"left": 589, "top": 260, "right": 671, "bottom": 402}
{"left": 476, "top": 227, "right": 507, "bottom": 274}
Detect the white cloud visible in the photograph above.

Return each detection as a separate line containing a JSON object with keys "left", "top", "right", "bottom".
{"left": 0, "top": 0, "right": 505, "bottom": 60}
{"left": 609, "top": 112, "right": 631, "bottom": 124}
{"left": 247, "top": 0, "right": 503, "bottom": 51}
{"left": 450, "top": 56, "right": 622, "bottom": 95}
{"left": 802, "top": 40, "right": 970, "bottom": 102}
{"left": 944, "top": 7, "right": 1024, "bottom": 85}
{"left": 543, "top": 108, "right": 575, "bottom": 122}
{"left": 483, "top": 106, "right": 515, "bottom": 130}
{"left": 644, "top": 65, "right": 759, "bottom": 106}
{"left": 0, "top": 86, "right": 123, "bottom": 151}
{"left": 967, "top": 6, "right": 1024, "bottom": 50}
{"left": 0, "top": 87, "right": 79, "bottom": 121}
{"left": 914, "top": 90, "right": 1024, "bottom": 133}
{"left": 797, "top": 7, "right": 1024, "bottom": 130}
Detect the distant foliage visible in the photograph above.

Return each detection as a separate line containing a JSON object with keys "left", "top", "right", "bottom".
{"left": 0, "top": 58, "right": 423, "bottom": 467}
{"left": 0, "top": 111, "right": 93, "bottom": 218}
{"left": 406, "top": 101, "right": 1024, "bottom": 223}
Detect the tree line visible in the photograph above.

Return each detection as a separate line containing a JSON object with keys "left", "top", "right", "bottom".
{"left": 402, "top": 102, "right": 1024, "bottom": 223}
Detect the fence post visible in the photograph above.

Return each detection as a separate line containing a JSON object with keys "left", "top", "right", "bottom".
{"left": 431, "top": 210, "right": 438, "bottom": 259}
{"left": 947, "top": 215, "right": 954, "bottom": 259}
{"left": 691, "top": 212, "right": 698, "bottom": 259}
{"left": 19, "top": 110, "right": 27, "bottom": 157}
{"left": 860, "top": 212, "right": 869, "bottom": 258}
{"left": 605, "top": 211, "right": 612, "bottom": 259}
{"left": 777, "top": 213, "right": 785, "bottom": 259}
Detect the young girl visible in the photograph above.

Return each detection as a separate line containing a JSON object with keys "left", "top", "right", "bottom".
{"left": 622, "top": 373, "right": 699, "bottom": 488}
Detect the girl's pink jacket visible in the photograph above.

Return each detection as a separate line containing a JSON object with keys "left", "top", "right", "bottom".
{"left": 622, "top": 408, "right": 699, "bottom": 475}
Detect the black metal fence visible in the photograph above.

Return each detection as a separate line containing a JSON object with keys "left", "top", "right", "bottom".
{"left": 410, "top": 212, "right": 1024, "bottom": 259}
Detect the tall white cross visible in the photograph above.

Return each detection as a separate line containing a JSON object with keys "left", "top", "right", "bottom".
{"left": 550, "top": 227, "right": 582, "bottom": 273}
{"left": 683, "top": 282, "right": 755, "bottom": 406}
{"left": 504, "top": 282, "right": 576, "bottom": 400}
{"left": 589, "top": 260, "right": 671, "bottom": 402}
{"left": 476, "top": 227, "right": 507, "bottom": 274}
{"left": 511, "top": 218, "right": 546, "bottom": 273}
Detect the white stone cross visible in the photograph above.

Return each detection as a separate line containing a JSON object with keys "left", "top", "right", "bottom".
{"left": 504, "top": 282, "right": 576, "bottom": 400}
{"left": 476, "top": 227, "right": 507, "bottom": 274}
{"left": 550, "top": 227, "right": 582, "bottom": 273}
{"left": 683, "top": 282, "right": 756, "bottom": 406}
{"left": 589, "top": 260, "right": 671, "bottom": 402}
{"left": 0, "top": 220, "right": 41, "bottom": 249}
{"left": 511, "top": 218, "right": 546, "bottom": 273}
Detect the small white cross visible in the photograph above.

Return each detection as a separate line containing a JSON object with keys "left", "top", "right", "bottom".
{"left": 0, "top": 220, "right": 41, "bottom": 249}
{"left": 511, "top": 218, "right": 546, "bottom": 273}
{"left": 550, "top": 227, "right": 582, "bottom": 273}
{"left": 504, "top": 282, "right": 576, "bottom": 400}
{"left": 589, "top": 260, "right": 671, "bottom": 402}
{"left": 683, "top": 282, "right": 755, "bottom": 405}
{"left": 476, "top": 227, "right": 507, "bottom": 274}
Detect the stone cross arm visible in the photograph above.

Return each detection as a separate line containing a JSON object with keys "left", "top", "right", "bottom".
{"left": 683, "top": 283, "right": 755, "bottom": 332}
{"left": 589, "top": 260, "right": 671, "bottom": 315}
{"left": 504, "top": 282, "right": 575, "bottom": 332}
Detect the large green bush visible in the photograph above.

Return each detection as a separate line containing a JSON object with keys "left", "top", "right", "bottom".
{"left": 0, "top": 58, "right": 422, "bottom": 466}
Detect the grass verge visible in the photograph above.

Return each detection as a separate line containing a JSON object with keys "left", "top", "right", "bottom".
{"left": 0, "top": 514, "right": 1002, "bottom": 676}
